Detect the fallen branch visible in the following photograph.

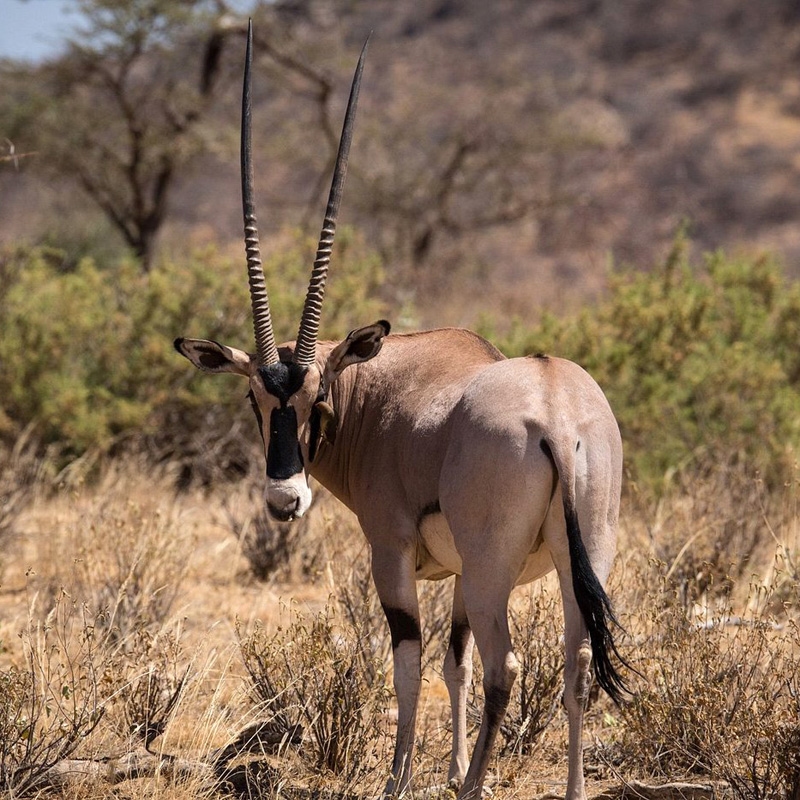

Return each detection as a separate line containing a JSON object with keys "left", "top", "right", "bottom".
{"left": 29, "top": 751, "right": 215, "bottom": 791}
{"left": 592, "top": 780, "right": 731, "bottom": 800}
{"left": 21, "top": 718, "right": 303, "bottom": 796}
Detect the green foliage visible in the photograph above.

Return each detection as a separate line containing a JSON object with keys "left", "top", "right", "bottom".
{"left": 484, "top": 237, "right": 800, "bottom": 493}
{"left": 0, "top": 230, "right": 385, "bottom": 459}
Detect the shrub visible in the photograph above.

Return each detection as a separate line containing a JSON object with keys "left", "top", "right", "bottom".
{"left": 499, "top": 586, "right": 565, "bottom": 757}
{"left": 617, "top": 573, "right": 800, "bottom": 799}
{"left": 222, "top": 482, "right": 336, "bottom": 584}
{"left": 238, "top": 603, "right": 391, "bottom": 785}
{"left": 27, "top": 463, "right": 193, "bottom": 642}
{"left": 484, "top": 235, "right": 800, "bottom": 495}
{"left": 0, "top": 597, "right": 105, "bottom": 796}
{"left": 637, "top": 460, "right": 800, "bottom": 607}
{"left": 0, "top": 229, "right": 386, "bottom": 476}
{"left": 107, "top": 628, "right": 189, "bottom": 752}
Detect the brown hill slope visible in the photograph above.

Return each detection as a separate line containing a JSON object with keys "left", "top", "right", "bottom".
{"left": 4, "top": 0, "right": 800, "bottom": 326}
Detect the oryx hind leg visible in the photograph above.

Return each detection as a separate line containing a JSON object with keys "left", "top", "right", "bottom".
{"left": 542, "top": 482, "right": 619, "bottom": 800}
{"left": 560, "top": 592, "right": 594, "bottom": 800}
{"left": 457, "top": 567, "right": 518, "bottom": 800}
{"left": 443, "top": 575, "right": 474, "bottom": 789}
{"left": 442, "top": 434, "right": 555, "bottom": 800}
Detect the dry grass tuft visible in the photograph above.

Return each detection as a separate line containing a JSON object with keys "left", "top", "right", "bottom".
{"left": 22, "top": 465, "right": 193, "bottom": 644}
{"left": 616, "top": 575, "right": 800, "bottom": 800}
{"left": 0, "top": 596, "right": 105, "bottom": 796}
{"left": 1, "top": 453, "right": 799, "bottom": 799}
{"left": 238, "top": 601, "right": 393, "bottom": 790}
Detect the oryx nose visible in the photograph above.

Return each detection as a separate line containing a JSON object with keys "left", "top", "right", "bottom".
{"left": 265, "top": 478, "right": 311, "bottom": 521}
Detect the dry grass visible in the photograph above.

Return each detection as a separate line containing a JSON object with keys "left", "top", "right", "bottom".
{"left": 0, "top": 456, "right": 799, "bottom": 798}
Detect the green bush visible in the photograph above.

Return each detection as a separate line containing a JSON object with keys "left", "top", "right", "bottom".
{"left": 0, "top": 229, "right": 386, "bottom": 464}
{"left": 6, "top": 229, "right": 800, "bottom": 497}
{"left": 483, "top": 236, "right": 800, "bottom": 494}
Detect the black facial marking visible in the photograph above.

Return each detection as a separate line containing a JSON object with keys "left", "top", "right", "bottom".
{"left": 258, "top": 361, "right": 308, "bottom": 405}
{"left": 266, "top": 406, "right": 304, "bottom": 479}
{"left": 381, "top": 604, "right": 421, "bottom": 649}
{"left": 252, "top": 361, "right": 308, "bottom": 479}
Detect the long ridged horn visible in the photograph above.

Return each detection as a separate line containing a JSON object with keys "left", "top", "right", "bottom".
{"left": 242, "top": 19, "right": 279, "bottom": 367}
{"left": 293, "top": 36, "right": 370, "bottom": 367}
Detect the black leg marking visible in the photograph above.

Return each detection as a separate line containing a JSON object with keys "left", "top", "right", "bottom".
{"left": 483, "top": 683, "right": 513, "bottom": 729}
{"left": 449, "top": 618, "right": 471, "bottom": 666}
{"left": 382, "top": 604, "right": 421, "bottom": 649}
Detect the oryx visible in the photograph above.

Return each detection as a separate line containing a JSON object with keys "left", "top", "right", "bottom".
{"left": 176, "top": 24, "right": 627, "bottom": 800}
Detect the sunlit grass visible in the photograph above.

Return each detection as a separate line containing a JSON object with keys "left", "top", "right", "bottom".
{"left": 1, "top": 456, "right": 799, "bottom": 797}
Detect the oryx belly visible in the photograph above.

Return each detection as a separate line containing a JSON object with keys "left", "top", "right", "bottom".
{"left": 417, "top": 511, "right": 554, "bottom": 585}
{"left": 515, "top": 546, "right": 555, "bottom": 586}
{"left": 417, "top": 512, "right": 462, "bottom": 578}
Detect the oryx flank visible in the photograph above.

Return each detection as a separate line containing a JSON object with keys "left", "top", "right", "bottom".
{"left": 176, "top": 24, "right": 627, "bottom": 800}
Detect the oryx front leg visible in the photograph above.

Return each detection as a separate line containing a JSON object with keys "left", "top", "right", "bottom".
{"left": 444, "top": 575, "right": 474, "bottom": 790}
{"left": 372, "top": 546, "right": 421, "bottom": 798}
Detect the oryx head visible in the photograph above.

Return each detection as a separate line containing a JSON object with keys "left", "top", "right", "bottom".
{"left": 175, "top": 22, "right": 388, "bottom": 521}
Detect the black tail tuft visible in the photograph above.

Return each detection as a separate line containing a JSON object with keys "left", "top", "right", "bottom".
{"left": 564, "top": 503, "right": 631, "bottom": 705}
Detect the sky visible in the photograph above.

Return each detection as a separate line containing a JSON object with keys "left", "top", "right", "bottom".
{"left": 0, "top": 0, "right": 76, "bottom": 62}
{"left": 0, "top": 0, "right": 256, "bottom": 63}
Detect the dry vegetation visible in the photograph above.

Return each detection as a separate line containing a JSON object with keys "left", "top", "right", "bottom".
{"left": 3, "top": 3, "right": 800, "bottom": 798}
{"left": 1, "top": 443, "right": 799, "bottom": 799}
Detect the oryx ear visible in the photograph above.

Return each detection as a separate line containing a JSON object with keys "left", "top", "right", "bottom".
{"left": 174, "top": 338, "right": 253, "bottom": 377}
{"left": 322, "top": 320, "right": 390, "bottom": 388}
